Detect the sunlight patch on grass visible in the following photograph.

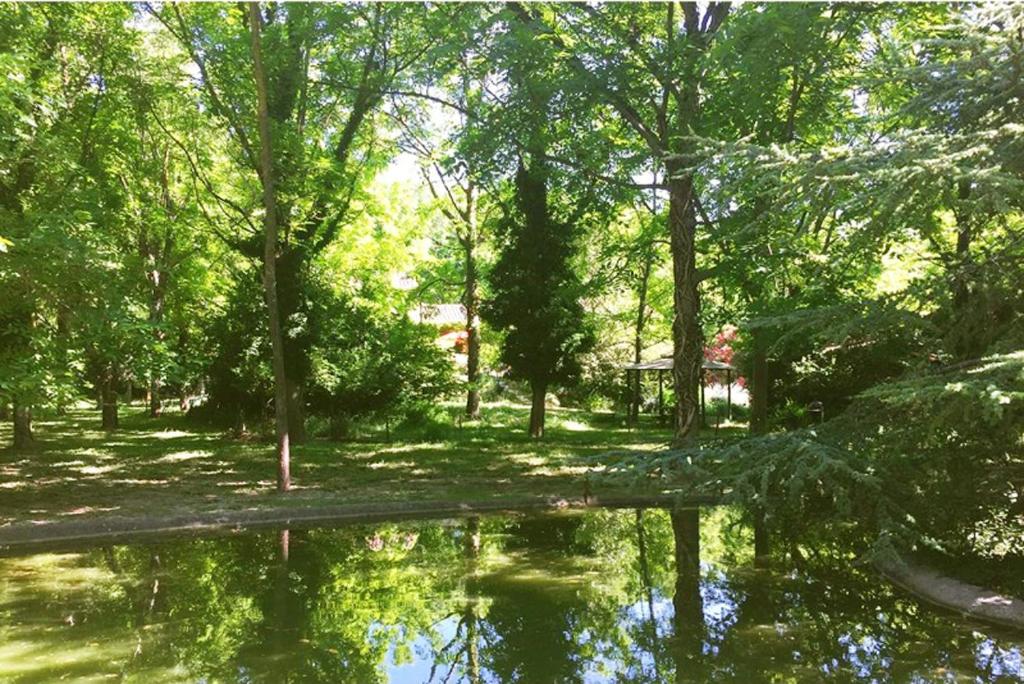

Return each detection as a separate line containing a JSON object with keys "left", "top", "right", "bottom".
{"left": 49, "top": 460, "right": 87, "bottom": 468}
{"left": 76, "top": 464, "right": 121, "bottom": 475}
{"left": 68, "top": 449, "right": 111, "bottom": 459}
{"left": 368, "top": 460, "right": 416, "bottom": 470}
{"left": 149, "top": 430, "right": 192, "bottom": 440}
{"left": 157, "top": 449, "right": 213, "bottom": 464}
{"left": 215, "top": 481, "right": 254, "bottom": 489}
{"left": 58, "top": 506, "right": 121, "bottom": 517}
{"left": 559, "top": 419, "right": 592, "bottom": 432}
{"left": 510, "top": 455, "right": 549, "bottom": 467}
{"left": 373, "top": 442, "right": 447, "bottom": 455}
{"left": 530, "top": 465, "right": 588, "bottom": 477}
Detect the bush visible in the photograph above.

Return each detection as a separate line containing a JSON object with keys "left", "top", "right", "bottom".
{"left": 198, "top": 274, "right": 455, "bottom": 434}
{"left": 306, "top": 296, "right": 455, "bottom": 430}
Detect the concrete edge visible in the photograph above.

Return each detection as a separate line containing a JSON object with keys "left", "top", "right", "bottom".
{"left": 0, "top": 493, "right": 719, "bottom": 556}
{"left": 876, "top": 553, "right": 1024, "bottom": 632}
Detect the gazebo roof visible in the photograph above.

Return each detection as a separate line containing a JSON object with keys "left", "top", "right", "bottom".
{"left": 409, "top": 303, "right": 466, "bottom": 326}
{"left": 622, "top": 357, "right": 735, "bottom": 372}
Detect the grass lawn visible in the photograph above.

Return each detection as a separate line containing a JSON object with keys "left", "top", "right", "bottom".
{"left": 0, "top": 402, "right": 745, "bottom": 533}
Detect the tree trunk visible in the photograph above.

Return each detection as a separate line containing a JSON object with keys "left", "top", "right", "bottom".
{"left": 670, "top": 507, "right": 703, "bottom": 681}
{"left": 101, "top": 375, "right": 119, "bottom": 431}
{"left": 951, "top": 178, "right": 976, "bottom": 358}
{"left": 748, "top": 330, "right": 771, "bottom": 568}
{"left": 464, "top": 231, "right": 481, "bottom": 420}
{"left": 276, "top": 249, "right": 308, "bottom": 443}
{"left": 147, "top": 280, "right": 165, "bottom": 417}
{"left": 754, "top": 517, "right": 771, "bottom": 569}
{"left": 12, "top": 404, "right": 33, "bottom": 450}
{"left": 464, "top": 313, "right": 482, "bottom": 420}
{"left": 143, "top": 261, "right": 167, "bottom": 418}
{"left": 528, "top": 380, "right": 547, "bottom": 438}
{"left": 250, "top": 3, "right": 291, "bottom": 493}
{"left": 464, "top": 516, "right": 481, "bottom": 684}
{"left": 750, "top": 328, "right": 768, "bottom": 436}
{"left": 631, "top": 254, "right": 652, "bottom": 423}
{"left": 666, "top": 167, "right": 704, "bottom": 446}
{"left": 286, "top": 377, "right": 307, "bottom": 444}
{"left": 952, "top": 179, "right": 973, "bottom": 315}
{"left": 55, "top": 307, "right": 71, "bottom": 416}
{"left": 635, "top": 509, "right": 660, "bottom": 674}
{"left": 149, "top": 376, "right": 162, "bottom": 417}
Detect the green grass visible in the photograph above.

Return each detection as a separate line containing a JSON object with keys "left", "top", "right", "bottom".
{"left": 0, "top": 402, "right": 746, "bottom": 530}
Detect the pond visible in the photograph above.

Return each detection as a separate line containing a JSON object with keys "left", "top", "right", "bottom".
{"left": 0, "top": 507, "right": 1021, "bottom": 682}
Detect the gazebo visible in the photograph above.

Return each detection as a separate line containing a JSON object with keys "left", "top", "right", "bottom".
{"left": 622, "top": 357, "right": 736, "bottom": 425}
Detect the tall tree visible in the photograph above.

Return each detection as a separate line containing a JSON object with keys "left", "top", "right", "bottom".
{"left": 396, "top": 45, "right": 493, "bottom": 421}
{"left": 699, "top": 4, "right": 883, "bottom": 432}
{"left": 478, "top": 9, "right": 601, "bottom": 438}
{"left": 485, "top": 86, "right": 595, "bottom": 437}
{"left": 155, "top": 3, "right": 450, "bottom": 442}
{"left": 248, "top": 2, "right": 291, "bottom": 492}
{"left": 514, "top": 3, "right": 731, "bottom": 444}
{"left": 0, "top": 4, "right": 135, "bottom": 445}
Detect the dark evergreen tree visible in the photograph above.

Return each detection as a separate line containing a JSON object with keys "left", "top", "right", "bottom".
{"left": 485, "top": 151, "right": 594, "bottom": 438}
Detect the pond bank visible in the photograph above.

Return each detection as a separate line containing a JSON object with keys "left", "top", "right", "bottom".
{"left": 0, "top": 493, "right": 719, "bottom": 554}
{"left": 876, "top": 552, "right": 1024, "bottom": 631}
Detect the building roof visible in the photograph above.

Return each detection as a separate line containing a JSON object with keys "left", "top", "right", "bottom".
{"left": 622, "top": 357, "right": 735, "bottom": 372}
{"left": 409, "top": 303, "right": 466, "bottom": 326}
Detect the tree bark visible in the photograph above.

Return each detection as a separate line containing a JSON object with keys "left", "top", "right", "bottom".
{"left": 631, "top": 253, "right": 653, "bottom": 423}
{"left": 148, "top": 338, "right": 163, "bottom": 416}
{"left": 750, "top": 328, "right": 768, "bottom": 436}
{"left": 144, "top": 148, "right": 174, "bottom": 418}
{"left": 276, "top": 248, "right": 308, "bottom": 442}
{"left": 145, "top": 262, "right": 167, "bottom": 417}
{"left": 101, "top": 374, "right": 119, "bottom": 431}
{"left": 249, "top": 2, "right": 291, "bottom": 492}
{"left": 952, "top": 179, "right": 973, "bottom": 315}
{"left": 748, "top": 329, "right": 771, "bottom": 568}
{"left": 528, "top": 380, "right": 547, "bottom": 438}
{"left": 286, "top": 377, "right": 307, "bottom": 444}
{"left": 464, "top": 186, "right": 482, "bottom": 421}
{"left": 667, "top": 166, "right": 704, "bottom": 446}
{"left": 951, "top": 178, "right": 976, "bottom": 358}
{"left": 12, "top": 404, "right": 33, "bottom": 450}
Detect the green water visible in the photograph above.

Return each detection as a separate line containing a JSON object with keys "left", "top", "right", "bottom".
{"left": 0, "top": 508, "right": 1021, "bottom": 683}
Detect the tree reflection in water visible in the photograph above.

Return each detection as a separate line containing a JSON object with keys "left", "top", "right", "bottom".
{"left": 0, "top": 508, "right": 1021, "bottom": 683}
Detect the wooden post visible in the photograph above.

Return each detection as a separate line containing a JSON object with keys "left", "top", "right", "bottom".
{"left": 625, "top": 369, "right": 631, "bottom": 428}
{"left": 632, "top": 368, "right": 641, "bottom": 426}
{"left": 700, "top": 370, "right": 706, "bottom": 427}
{"left": 657, "top": 370, "right": 664, "bottom": 422}
{"left": 726, "top": 369, "right": 732, "bottom": 421}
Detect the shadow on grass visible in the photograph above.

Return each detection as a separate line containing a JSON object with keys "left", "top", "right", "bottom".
{"left": 0, "top": 403, "right": 730, "bottom": 528}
